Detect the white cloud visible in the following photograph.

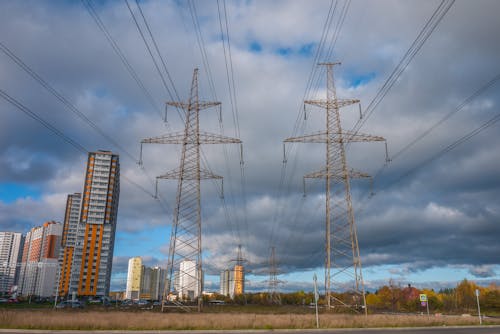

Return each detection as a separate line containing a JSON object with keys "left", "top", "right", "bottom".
{"left": 0, "top": 0, "right": 499, "bottom": 290}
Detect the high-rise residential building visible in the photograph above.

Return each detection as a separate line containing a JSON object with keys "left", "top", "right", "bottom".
{"left": 179, "top": 260, "right": 199, "bottom": 301}
{"left": 219, "top": 269, "right": 230, "bottom": 297}
{"left": 0, "top": 232, "right": 24, "bottom": 295}
{"left": 18, "top": 221, "right": 62, "bottom": 297}
{"left": 68, "top": 150, "right": 120, "bottom": 297}
{"left": 149, "top": 266, "right": 165, "bottom": 301}
{"left": 125, "top": 258, "right": 165, "bottom": 301}
{"left": 125, "top": 257, "right": 142, "bottom": 300}
{"left": 140, "top": 265, "right": 152, "bottom": 299}
{"left": 233, "top": 265, "right": 244, "bottom": 296}
{"left": 57, "top": 193, "right": 81, "bottom": 296}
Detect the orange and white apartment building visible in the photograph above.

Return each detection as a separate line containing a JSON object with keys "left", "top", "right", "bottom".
{"left": 60, "top": 150, "right": 120, "bottom": 298}
{"left": 18, "top": 221, "right": 62, "bottom": 297}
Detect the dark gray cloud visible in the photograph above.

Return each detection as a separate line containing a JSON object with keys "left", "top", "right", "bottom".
{"left": 1, "top": 0, "right": 499, "bottom": 290}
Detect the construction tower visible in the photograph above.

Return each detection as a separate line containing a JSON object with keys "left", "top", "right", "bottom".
{"left": 267, "top": 246, "right": 282, "bottom": 305}
{"left": 284, "top": 62, "right": 386, "bottom": 313}
{"left": 140, "top": 68, "right": 241, "bottom": 311}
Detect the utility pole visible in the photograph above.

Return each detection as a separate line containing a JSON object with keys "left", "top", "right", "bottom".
{"left": 267, "top": 246, "right": 282, "bottom": 305}
{"left": 141, "top": 68, "right": 241, "bottom": 312}
{"left": 284, "top": 62, "right": 387, "bottom": 314}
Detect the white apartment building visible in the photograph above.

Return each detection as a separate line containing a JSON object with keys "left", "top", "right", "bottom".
{"left": 0, "top": 232, "right": 23, "bottom": 295}
{"left": 179, "top": 260, "right": 199, "bottom": 301}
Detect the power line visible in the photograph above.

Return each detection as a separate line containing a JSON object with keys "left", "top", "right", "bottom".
{"left": 0, "top": 88, "right": 169, "bottom": 207}
{"left": 309, "top": 0, "right": 351, "bottom": 101}
{"left": 124, "top": 0, "right": 185, "bottom": 123}
{"left": 0, "top": 41, "right": 137, "bottom": 162}
{"left": 216, "top": 0, "right": 249, "bottom": 247}
{"left": 81, "top": 0, "right": 163, "bottom": 119}
{"left": 350, "top": 0, "right": 455, "bottom": 137}
{"left": 393, "top": 111, "right": 500, "bottom": 186}
{"left": 392, "top": 72, "right": 500, "bottom": 161}
{"left": 134, "top": 0, "right": 183, "bottom": 109}
{"left": 0, "top": 89, "right": 87, "bottom": 154}
{"left": 187, "top": 0, "right": 218, "bottom": 101}
{"left": 0, "top": 39, "right": 173, "bottom": 214}
{"left": 270, "top": 0, "right": 350, "bottom": 251}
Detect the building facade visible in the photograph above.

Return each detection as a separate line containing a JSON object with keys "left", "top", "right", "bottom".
{"left": 125, "top": 257, "right": 165, "bottom": 301}
{"left": 219, "top": 269, "right": 230, "bottom": 297}
{"left": 233, "top": 264, "right": 244, "bottom": 296}
{"left": 125, "top": 257, "right": 142, "bottom": 300}
{"left": 149, "top": 266, "right": 165, "bottom": 301}
{"left": 68, "top": 150, "right": 120, "bottom": 297}
{"left": 57, "top": 193, "right": 81, "bottom": 296}
{"left": 18, "top": 221, "right": 62, "bottom": 297}
{"left": 179, "top": 260, "right": 199, "bottom": 301}
{"left": 0, "top": 232, "right": 24, "bottom": 295}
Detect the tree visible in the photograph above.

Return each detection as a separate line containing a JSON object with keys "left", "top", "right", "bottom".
{"left": 455, "top": 279, "right": 477, "bottom": 311}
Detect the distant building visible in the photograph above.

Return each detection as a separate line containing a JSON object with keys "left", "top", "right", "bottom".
{"left": 18, "top": 221, "right": 62, "bottom": 297}
{"left": 0, "top": 232, "right": 24, "bottom": 295}
{"left": 109, "top": 290, "right": 126, "bottom": 301}
{"left": 68, "top": 150, "right": 120, "bottom": 297}
{"left": 173, "top": 270, "right": 180, "bottom": 293}
{"left": 179, "top": 260, "right": 199, "bottom": 301}
{"left": 221, "top": 265, "right": 245, "bottom": 299}
{"left": 140, "top": 265, "right": 153, "bottom": 299}
{"left": 233, "top": 264, "right": 244, "bottom": 296}
{"left": 125, "top": 257, "right": 166, "bottom": 301}
{"left": 125, "top": 257, "right": 142, "bottom": 300}
{"left": 149, "top": 266, "right": 166, "bottom": 301}
{"left": 229, "top": 270, "right": 235, "bottom": 299}
{"left": 57, "top": 193, "right": 81, "bottom": 296}
{"left": 219, "top": 269, "right": 230, "bottom": 296}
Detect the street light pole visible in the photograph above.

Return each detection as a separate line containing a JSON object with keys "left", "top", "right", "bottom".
{"left": 476, "top": 289, "right": 482, "bottom": 325}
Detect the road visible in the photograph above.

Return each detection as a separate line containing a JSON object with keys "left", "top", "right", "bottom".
{"left": 1, "top": 326, "right": 500, "bottom": 334}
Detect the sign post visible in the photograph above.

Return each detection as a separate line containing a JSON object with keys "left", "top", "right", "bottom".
{"left": 313, "top": 274, "right": 319, "bottom": 329}
{"left": 476, "top": 289, "right": 482, "bottom": 325}
{"left": 420, "top": 294, "right": 429, "bottom": 319}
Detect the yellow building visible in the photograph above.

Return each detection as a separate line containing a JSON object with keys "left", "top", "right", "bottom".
{"left": 233, "top": 265, "right": 244, "bottom": 296}
{"left": 126, "top": 257, "right": 142, "bottom": 299}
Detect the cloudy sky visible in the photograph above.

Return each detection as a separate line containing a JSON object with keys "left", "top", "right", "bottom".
{"left": 1, "top": 0, "right": 499, "bottom": 293}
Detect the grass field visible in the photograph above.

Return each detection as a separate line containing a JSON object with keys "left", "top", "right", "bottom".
{"left": 1, "top": 308, "right": 499, "bottom": 330}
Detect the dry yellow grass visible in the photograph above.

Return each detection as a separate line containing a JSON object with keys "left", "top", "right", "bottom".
{"left": 0, "top": 309, "right": 498, "bottom": 330}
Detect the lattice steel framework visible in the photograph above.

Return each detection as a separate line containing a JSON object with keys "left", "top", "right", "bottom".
{"left": 285, "top": 62, "right": 386, "bottom": 313}
{"left": 141, "top": 68, "right": 241, "bottom": 311}
{"left": 267, "top": 246, "right": 282, "bottom": 305}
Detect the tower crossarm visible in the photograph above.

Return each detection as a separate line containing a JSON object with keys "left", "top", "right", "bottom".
{"left": 304, "top": 98, "right": 359, "bottom": 109}
{"left": 141, "top": 131, "right": 241, "bottom": 145}
{"left": 285, "top": 131, "right": 385, "bottom": 144}
{"left": 157, "top": 168, "right": 222, "bottom": 180}
{"left": 167, "top": 101, "right": 221, "bottom": 111}
{"left": 304, "top": 169, "right": 370, "bottom": 180}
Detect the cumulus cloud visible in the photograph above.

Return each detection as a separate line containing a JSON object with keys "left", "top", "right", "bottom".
{"left": 1, "top": 0, "right": 499, "bottom": 290}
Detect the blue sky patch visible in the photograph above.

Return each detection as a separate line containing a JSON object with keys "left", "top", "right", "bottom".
{"left": 275, "top": 43, "right": 316, "bottom": 58}
{"left": 249, "top": 41, "right": 262, "bottom": 53}
{"left": 298, "top": 43, "right": 315, "bottom": 56}
{"left": 93, "top": 87, "right": 108, "bottom": 98}
{"left": 276, "top": 47, "right": 292, "bottom": 56}
{"left": 348, "top": 72, "right": 376, "bottom": 88}
{"left": 115, "top": 225, "right": 170, "bottom": 259}
{"left": 0, "top": 183, "right": 41, "bottom": 203}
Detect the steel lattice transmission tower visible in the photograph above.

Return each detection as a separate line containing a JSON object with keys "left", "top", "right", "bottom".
{"left": 141, "top": 68, "right": 241, "bottom": 311}
{"left": 284, "top": 62, "right": 386, "bottom": 313}
{"left": 267, "top": 246, "right": 283, "bottom": 305}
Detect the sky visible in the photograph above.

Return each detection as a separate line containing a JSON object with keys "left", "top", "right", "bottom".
{"left": 1, "top": 0, "right": 499, "bottom": 294}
